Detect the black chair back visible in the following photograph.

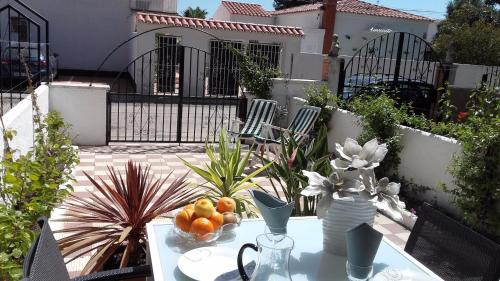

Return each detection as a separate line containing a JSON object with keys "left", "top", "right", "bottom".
{"left": 22, "top": 217, "right": 70, "bottom": 281}
{"left": 405, "top": 203, "right": 500, "bottom": 281}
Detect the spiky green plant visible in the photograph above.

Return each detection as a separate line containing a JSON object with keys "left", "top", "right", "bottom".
{"left": 180, "top": 131, "right": 273, "bottom": 217}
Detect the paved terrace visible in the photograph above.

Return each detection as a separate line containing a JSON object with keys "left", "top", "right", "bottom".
{"left": 51, "top": 144, "right": 411, "bottom": 276}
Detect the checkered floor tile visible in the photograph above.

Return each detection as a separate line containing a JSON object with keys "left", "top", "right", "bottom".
{"left": 50, "top": 144, "right": 411, "bottom": 276}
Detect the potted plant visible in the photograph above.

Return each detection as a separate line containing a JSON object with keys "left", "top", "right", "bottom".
{"left": 301, "top": 138, "right": 415, "bottom": 255}
{"left": 262, "top": 126, "right": 331, "bottom": 216}
{"left": 180, "top": 130, "right": 273, "bottom": 217}
{"left": 56, "top": 161, "right": 199, "bottom": 276}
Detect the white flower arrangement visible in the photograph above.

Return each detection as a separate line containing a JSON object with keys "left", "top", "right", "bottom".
{"left": 301, "top": 138, "right": 415, "bottom": 225}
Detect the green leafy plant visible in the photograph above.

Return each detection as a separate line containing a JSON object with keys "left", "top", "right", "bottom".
{"left": 226, "top": 45, "right": 280, "bottom": 99}
{"left": 0, "top": 206, "right": 34, "bottom": 280}
{"left": 304, "top": 84, "right": 338, "bottom": 135}
{"left": 263, "top": 126, "right": 331, "bottom": 216}
{"left": 447, "top": 85, "right": 500, "bottom": 238}
{"left": 180, "top": 131, "right": 273, "bottom": 217}
{"left": 0, "top": 71, "right": 79, "bottom": 279}
{"left": 57, "top": 161, "right": 199, "bottom": 274}
{"left": 347, "top": 94, "right": 405, "bottom": 177}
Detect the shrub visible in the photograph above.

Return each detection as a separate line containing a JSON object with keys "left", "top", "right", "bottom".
{"left": 0, "top": 81, "right": 79, "bottom": 279}
{"left": 448, "top": 85, "right": 500, "bottom": 238}
{"left": 347, "top": 94, "right": 405, "bottom": 177}
{"left": 304, "top": 84, "right": 338, "bottom": 135}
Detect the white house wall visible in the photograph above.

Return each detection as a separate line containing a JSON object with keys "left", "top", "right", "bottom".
{"left": 134, "top": 23, "right": 302, "bottom": 96}
{"left": 276, "top": 11, "right": 322, "bottom": 28}
{"left": 15, "top": 0, "right": 135, "bottom": 71}
{"left": 230, "top": 14, "right": 274, "bottom": 25}
{"left": 335, "top": 12, "right": 432, "bottom": 56}
{"left": 212, "top": 5, "right": 231, "bottom": 21}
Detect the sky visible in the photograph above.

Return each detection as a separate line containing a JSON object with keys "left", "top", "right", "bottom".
{"left": 177, "top": 0, "right": 450, "bottom": 20}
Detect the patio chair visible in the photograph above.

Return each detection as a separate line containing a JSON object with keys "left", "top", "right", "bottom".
{"left": 254, "top": 105, "right": 321, "bottom": 155}
{"left": 22, "top": 217, "right": 151, "bottom": 281}
{"left": 404, "top": 203, "right": 500, "bottom": 281}
{"left": 228, "top": 99, "right": 278, "bottom": 142}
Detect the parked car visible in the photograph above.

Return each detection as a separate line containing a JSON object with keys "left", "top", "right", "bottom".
{"left": 343, "top": 74, "right": 438, "bottom": 115}
{"left": 0, "top": 43, "right": 58, "bottom": 86}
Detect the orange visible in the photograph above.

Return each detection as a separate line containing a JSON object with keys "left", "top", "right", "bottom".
{"left": 175, "top": 209, "right": 195, "bottom": 232}
{"left": 189, "top": 218, "right": 214, "bottom": 240}
{"left": 184, "top": 203, "right": 195, "bottom": 210}
{"left": 217, "top": 197, "right": 236, "bottom": 213}
{"left": 209, "top": 212, "right": 224, "bottom": 230}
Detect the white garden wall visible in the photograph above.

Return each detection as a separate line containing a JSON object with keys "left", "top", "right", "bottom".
{"left": 49, "top": 82, "right": 108, "bottom": 146}
{"left": 274, "top": 79, "right": 462, "bottom": 215}
{"left": 0, "top": 84, "right": 49, "bottom": 158}
{"left": 0, "top": 83, "right": 108, "bottom": 158}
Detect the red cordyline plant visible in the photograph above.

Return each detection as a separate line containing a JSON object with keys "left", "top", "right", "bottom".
{"left": 55, "top": 161, "right": 199, "bottom": 274}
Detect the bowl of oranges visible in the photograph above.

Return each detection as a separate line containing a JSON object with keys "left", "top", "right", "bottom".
{"left": 174, "top": 197, "right": 241, "bottom": 242}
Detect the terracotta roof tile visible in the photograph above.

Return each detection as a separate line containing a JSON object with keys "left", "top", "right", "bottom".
{"left": 271, "top": 3, "right": 323, "bottom": 15}
{"left": 136, "top": 12, "right": 304, "bottom": 37}
{"left": 221, "top": 1, "right": 272, "bottom": 17}
{"left": 270, "top": 0, "right": 431, "bottom": 21}
{"left": 337, "top": 0, "right": 431, "bottom": 21}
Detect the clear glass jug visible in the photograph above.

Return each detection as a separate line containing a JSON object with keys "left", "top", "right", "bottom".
{"left": 237, "top": 234, "right": 294, "bottom": 281}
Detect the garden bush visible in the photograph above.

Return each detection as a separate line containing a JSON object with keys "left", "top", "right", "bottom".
{"left": 0, "top": 82, "right": 79, "bottom": 280}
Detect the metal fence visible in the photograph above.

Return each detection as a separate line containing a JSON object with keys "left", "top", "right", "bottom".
{"left": 0, "top": 1, "right": 50, "bottom": 91}
{"left": 0, "top": 72, "right": 41, "bottom": 116}
{"left": 482, "top": 65, "right": 500, "bottom": 88}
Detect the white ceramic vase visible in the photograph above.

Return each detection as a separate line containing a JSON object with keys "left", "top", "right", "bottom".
{"left": 322, "top": 195, "right": 377, "bottom": 256}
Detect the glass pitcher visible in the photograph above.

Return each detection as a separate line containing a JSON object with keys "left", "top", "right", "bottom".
{"left": 237, "top": 234, "right": 294, "bottom": 281}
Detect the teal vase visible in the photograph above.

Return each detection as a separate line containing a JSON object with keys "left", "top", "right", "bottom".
{"left": 249, "top": 190, "right": 294, "bottom": 234}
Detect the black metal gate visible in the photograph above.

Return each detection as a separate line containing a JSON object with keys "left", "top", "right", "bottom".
{"left": 339, "top": 32, "right": 445, "bottom": 115}
{"left": 0, "top": 0, "right": 50, "bottom": 90}
{"left": 106, "top": 41, "right": 247, "bottom": 143}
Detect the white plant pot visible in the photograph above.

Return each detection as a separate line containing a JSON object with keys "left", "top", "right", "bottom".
{"left": 322, "top": 196, "right": 377, "bottom": 256}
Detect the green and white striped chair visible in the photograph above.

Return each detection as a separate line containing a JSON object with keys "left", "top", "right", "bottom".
{"left": 254, "top": 105, "right": 321, "bottom": 155}
{"left": 228, "top": 99, "right": 278, "bottom": 142}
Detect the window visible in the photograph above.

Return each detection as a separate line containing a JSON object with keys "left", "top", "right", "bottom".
{"left": 10, "top": 17, "right": 28, "bottom": 42}
{"left": 209, "top": 40, "right": 243, "bottom": 96}
{"left": 247, "top": 41, "right": 281, "bottom": 70}
{"left": 156, "top": 35, "right": 181, "bottom": 94}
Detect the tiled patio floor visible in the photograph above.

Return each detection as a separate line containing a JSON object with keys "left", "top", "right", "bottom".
{"left": 51, "top": 144, "right": 410, "bottom": 276}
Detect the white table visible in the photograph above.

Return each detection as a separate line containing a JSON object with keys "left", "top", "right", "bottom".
{"left": 146, "top": 217, "right": 443, "bottom": 281}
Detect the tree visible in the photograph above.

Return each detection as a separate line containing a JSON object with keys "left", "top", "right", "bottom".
{"left": 183, "top": 6, "right": 208, "bottom": 19}
{"left": 433, "top": 0, "right": 500, "bottom": 65}
{"left": 273, "top": 0, "right": 320, "bottom": 10}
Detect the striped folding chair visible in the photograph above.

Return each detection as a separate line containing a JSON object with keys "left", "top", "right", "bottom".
{"left": 228, "top": 99, "right": 278, "bottom": 142}
{"left": 254, "top": 105, "right": 321, "bottom": 155}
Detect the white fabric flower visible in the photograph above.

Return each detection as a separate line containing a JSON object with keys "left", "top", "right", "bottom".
{"left": 301, "top": 171, "right": 333, "bottom": 197}
{"left": 334, "top": 138, "right": 388, "bottom": 170}
{"left": 336, "top": 138, "right": 362, "bottom": 161}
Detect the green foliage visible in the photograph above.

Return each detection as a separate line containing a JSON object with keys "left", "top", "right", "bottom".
{"left": 433, "top": 0, "right": 500, "bottom": 65}
{"left": 180, "top": 131, "right": 272, "bottom": 217}
{"left": 447, "top": 85, "right": 500, "bottom": 238}
{"left": 0, "top": 78, "right": 79, "bottom": 279}
{"left": 227, "top": 45, "right": 280, "bottom": 99}
{"left": 263, "top": 126, "right": 331, "bottom": 216}
{"left": 347, "top": 94, "right": 405, "bottom": 177}
{"left": 0, "top": 207, "right": 33, "bottom": 280}
{"left": 182, "top": 6, "right": 208, "bottom": 19}
{"left": 304, "top": 84, "right": 338, "bottom": 135}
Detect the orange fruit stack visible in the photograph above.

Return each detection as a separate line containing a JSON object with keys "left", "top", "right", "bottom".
{"left": 175, "top": 197, "right": 238, "bottom": 240}
{"left": 175, "top": 198, "right": 237, "bottom": 241}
